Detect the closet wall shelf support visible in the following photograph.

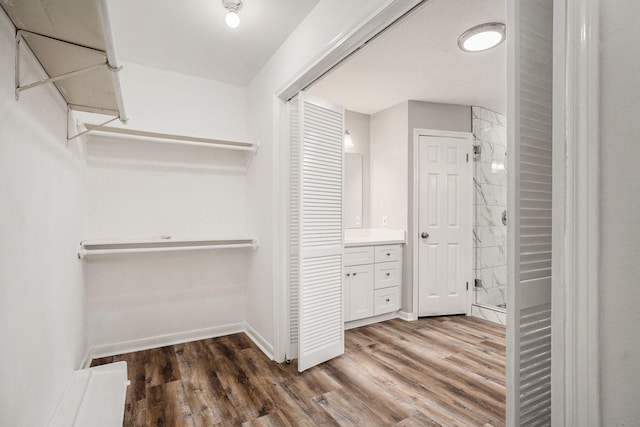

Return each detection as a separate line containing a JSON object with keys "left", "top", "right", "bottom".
{"left": 80, "top": 123, "right": 260, "bottom": 154}
{"left": 78, "top": 237, "right": 259, "bottom": 259}
{"left": 15, "top": 31, "right": 121, "bottom": 99}
{"left": 5, "top": 0, "right": 129, "bottom": 122}
{"left": 68, "top": 115, "right": 119, "bottom": 143}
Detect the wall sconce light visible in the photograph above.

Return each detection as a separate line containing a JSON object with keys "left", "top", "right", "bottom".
{"left": 222, "top": 0, "right": 243, "bottom": 29}
{"left": 344, "top": 130, "right": 354, "bottom": 148}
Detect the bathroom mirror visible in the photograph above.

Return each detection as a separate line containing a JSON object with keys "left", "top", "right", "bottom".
{"left": 344, "top": 153, "right": 363, "bottom": 228}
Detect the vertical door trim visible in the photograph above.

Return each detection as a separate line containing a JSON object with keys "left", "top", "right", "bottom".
{"left": 273, "top": 96, "right": 291, "bottom": 363}
{"left": 411, "top": 129, "right": 474, "bottom": 318}
{"left": 551, "top": 0, "right": 601, "bottom": 425}
{"left": 506, "top": 2, "right": 521, "bottom": 424}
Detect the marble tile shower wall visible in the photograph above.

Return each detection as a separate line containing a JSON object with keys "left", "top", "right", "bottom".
{"left": 472, "top": 106, "right": 507, "bottom": 308}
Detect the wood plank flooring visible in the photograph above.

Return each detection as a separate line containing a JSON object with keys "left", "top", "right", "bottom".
{"left": 92, "top": 315, "right": 505, "bottom": 426}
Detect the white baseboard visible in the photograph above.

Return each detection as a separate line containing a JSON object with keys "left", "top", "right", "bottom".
{"left": 243, "top": 323, "right": 274, "bottom": 360}
{"left": 398, "top": 311, "right": 416, "bottom": 321}
{"left": 79, "top": 347, "right": 94, "bottom": 369}
{"left": 87, "top": 322, "right": 245, "bottom": 363}
{"left": 345, "top": 312, "right": 398, "bottom": 330}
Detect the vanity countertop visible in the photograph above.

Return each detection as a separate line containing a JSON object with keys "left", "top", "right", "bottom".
{"left": 344, "top": 228, "right": 406, "bottom": 247}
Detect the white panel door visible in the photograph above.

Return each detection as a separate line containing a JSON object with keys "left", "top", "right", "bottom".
{"left": 418, "top": 133, "right": 472, "bottom": 317}
{"left": 296, "top": 92, "right": 344, "bottom": 372}
{"left": 507, "top": 0, "right": 553, "bottom": 425}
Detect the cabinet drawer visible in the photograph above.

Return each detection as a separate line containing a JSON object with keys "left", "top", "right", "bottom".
{"left": 374, "top": 261, "right": 401, "bottom": 289}
{"left": 344, "top": 246, "right": 374, "bottom": 266}
{"left": 374, "top": 245, "right": 402, "bottom": 263}
{"left": 374, "top": 287, "right": 400, "bottom": 315}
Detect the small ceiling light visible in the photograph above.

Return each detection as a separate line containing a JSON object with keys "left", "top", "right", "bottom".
{"left": 344, "top": 130, "right": 354, "bottom": 148}
{"left": 222, "top": 0, "right": 242, "bottom": 29}
{"left": 458, "top": 22, "right": 505, "bottom": 52}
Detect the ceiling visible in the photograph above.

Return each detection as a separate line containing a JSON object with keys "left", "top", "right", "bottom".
{"left": 308, "top": 0, "right": 506, "bottom": 115}
{"left": 107, "top": 0, "right": 319, "bottom": 86}
{"left": 105, "top": 0, "right": 505, "bottom": 113}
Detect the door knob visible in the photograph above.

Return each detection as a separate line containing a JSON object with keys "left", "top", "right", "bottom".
{"left": 421, "top": 232, "right": 429, "bottom": 239}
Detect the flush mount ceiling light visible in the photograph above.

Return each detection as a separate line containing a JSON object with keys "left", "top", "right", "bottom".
{"left": 222, "top": 0, "right": 242, "bottom": 29}
{"left": 458, "top": 22, "right": 505, "bottom": 52}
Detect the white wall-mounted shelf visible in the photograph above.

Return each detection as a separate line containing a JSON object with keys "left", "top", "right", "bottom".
{"left": 79, "top": 236, "right": 259, "bottom": 259}
{"left": 81, "top": 123, "right": 259, "bottom": 153}
{"left": 49, "top": 362, "right": 128, "bottom": 427}
{"left": 4, "top": 0, "right": 128, "bottom": 123}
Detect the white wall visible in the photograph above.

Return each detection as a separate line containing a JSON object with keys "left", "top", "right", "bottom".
{"left": 112, "top": 62, "right": 248, "bottom": 140}
{"left": 370, "top": 102, "right": 409, "bottom": 229}
{"left": 245, "top": 0, "right": 395, "bottom": 358}
{"left": 599, "top": 2, "right": 640, "bottom": 424}
{"left": 369, "top": 100, "right": 470, "bottom": 312}
{"left": 345, "top": 110, "right": 371, "bottom": 228}
{"left": 0, "top": 11, "right": 86, "bottom": 427}
{"left": 81, "top": 64, "right": 251, "bottom": 354}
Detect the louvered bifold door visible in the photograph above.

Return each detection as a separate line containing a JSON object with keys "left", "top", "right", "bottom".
{"left": 296, "top": 92, "right": 344, "bottom": 372}
{"left": 507, "top": 0, "right": 553, "bottom": 426}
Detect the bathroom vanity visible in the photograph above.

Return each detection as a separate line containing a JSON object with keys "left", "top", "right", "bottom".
{"left": 343, "top": 229, "right": 405, "bottom": 329}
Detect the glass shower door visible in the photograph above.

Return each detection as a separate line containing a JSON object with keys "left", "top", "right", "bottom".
{"left": 472, "top": 106, "right": 508, "bottom": 311}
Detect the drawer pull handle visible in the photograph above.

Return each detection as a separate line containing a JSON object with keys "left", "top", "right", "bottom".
{"left": 353, "top": 273, "right": 357, "bottom": 277}
{"left": 346, "top": 273, "right": 350, "bottom": 277}
{"left": 385, "top": 298, "right": 390, "bottom": 302}
{"left": 386, "top": 272, "right": 391, "bottom": 277}
{"left": 386, "top": 253, "right": 391, "bottom": 256}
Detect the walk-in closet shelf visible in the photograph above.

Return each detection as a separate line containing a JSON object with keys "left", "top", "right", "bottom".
{"left": 81, "top": 123, "right": 259, "bottom": 153}
{"left": 79, "top": 237, "right": 259, "bottom": 259}
{"left": 3, "top": 0, "right": 128, "bottom": 122}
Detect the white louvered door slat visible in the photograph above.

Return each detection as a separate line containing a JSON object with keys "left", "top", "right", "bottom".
{"left": 296, "top": 92, "right": 344, "bottom": 372}
{"left": 508, "top": 0, "right": 553, "bottom": 425}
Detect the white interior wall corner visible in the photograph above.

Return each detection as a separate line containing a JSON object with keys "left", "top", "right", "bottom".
{"left": 0, "top": 9, "right": 87, "bottom": 427}
{"left": 82, "top": 64, "right": 251, "bottom": 353}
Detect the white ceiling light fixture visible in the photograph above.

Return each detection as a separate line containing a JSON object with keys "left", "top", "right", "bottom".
{"left": 222, "top": 0, "right": 243, "bottom": 29}
{"left": 457, "top": 22, "right": 505, "bottom": 52}
{"left": 344, "top": 130, "right": 354, "bottom": 148}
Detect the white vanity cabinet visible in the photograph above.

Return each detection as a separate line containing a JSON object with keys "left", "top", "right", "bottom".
{"left": 344, "top": 244, "right": 402, "bottom": 323}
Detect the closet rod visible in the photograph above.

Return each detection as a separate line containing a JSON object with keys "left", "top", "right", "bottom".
{"left": 82, "top": 124, "right": 259, "bottom": 152}
{"left": 79, "top": 240, "right": 259, "bottom": 259}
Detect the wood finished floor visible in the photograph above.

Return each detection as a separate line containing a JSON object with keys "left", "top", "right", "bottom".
{"left": 92, "top": 316, "right": 505, "bottom": 427}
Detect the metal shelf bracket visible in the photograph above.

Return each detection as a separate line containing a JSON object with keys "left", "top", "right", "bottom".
{"left": 15, "top": 31, "right": 122, "bottom": 101}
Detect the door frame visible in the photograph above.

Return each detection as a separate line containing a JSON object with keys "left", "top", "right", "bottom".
{"left": 272, "top": 0, "right": 429, "bottom": 364}
{"left": 411, "top": 129, "right": 474, "bottom": 318}
{"left": 271, "top": 0, "right": 602, "bottom": 422}
{"left": 551, "top": 0, "right": 601, "bottom": 424}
